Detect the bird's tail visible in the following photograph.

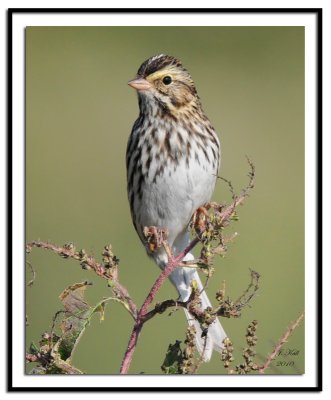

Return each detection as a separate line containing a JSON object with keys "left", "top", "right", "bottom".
{"left": 169, "top": 260, "right": 227, "bottom": 362}
{"left": 153, "top": 230, "right": 227, "bottom": 361}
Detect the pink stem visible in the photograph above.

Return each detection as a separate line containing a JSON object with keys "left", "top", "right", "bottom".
{"left": 120, "top": 239, "right": 198, "bottom": 374}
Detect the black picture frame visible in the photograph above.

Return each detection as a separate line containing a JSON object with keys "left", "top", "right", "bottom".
{"left": 7, "top": 7, "right": 322, "bottom": 392}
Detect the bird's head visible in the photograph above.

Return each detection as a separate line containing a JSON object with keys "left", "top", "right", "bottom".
{"left": 128, "top": 54, "right": 200, "bottom": 116}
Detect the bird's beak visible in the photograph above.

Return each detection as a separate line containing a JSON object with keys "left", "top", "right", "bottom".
{"left": 128, "top": 77, "right": 152, "bottom": 91}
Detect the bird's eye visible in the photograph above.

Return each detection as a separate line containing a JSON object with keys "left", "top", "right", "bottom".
{"left": 162, "top": 76, "right": 172, "bottom": 85}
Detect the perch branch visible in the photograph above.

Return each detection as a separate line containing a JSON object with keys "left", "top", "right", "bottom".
{"left": 119, "top": 238, "right": 200, "bottom": 374}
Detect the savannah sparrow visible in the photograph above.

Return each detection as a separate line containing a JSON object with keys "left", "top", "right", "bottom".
{"left": 126, "top": 54, "right": 226, "bottom": 361}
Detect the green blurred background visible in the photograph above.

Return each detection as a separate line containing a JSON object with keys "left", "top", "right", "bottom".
{"left": 26, "top": 26, "right": 304, "bottom": 375}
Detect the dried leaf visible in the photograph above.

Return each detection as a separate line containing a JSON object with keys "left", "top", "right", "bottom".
{"left": 54, "top": 282, "right": 110, "bottom": 363}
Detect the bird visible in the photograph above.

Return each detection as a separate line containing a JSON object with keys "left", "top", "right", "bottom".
{"left": 126, "top": 54, "right": 226, "bottom": 361}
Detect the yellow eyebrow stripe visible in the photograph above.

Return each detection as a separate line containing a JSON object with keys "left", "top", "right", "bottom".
{"left": 146, "top": 66, "right": 181, "bottom": 81}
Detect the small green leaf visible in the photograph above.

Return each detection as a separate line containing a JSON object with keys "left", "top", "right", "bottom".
{"left": 161, "top": 341, "right": 182, "bottom": 374}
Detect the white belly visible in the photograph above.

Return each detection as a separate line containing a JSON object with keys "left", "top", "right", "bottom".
{"left": 134, "top": 155, "right": 217, "bottom": 246}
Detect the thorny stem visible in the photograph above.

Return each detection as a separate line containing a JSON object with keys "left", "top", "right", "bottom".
{"left": 119, "top": 239, "right": 199, "bottom": 374}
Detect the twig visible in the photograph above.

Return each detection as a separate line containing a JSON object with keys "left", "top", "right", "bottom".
{"left": 218, "top": 156, "right": 255, "bottom": 224}
{"left": 143, "top": 299, "right": 187, "bottom": 322}
{"left": 218, "top": 176, "right": 236, "bottom": 200}
{"left": 259, "top": 312, "right": 304, "bottom": 374}
{"left": 26, "top": 260, "right": 36, "bottom": 287}
{"left": 191, "top": 336, "right": 207, "bottom": 374}
{"left": 26, "top": 241, "right": 137, "bottom": 319}
{"left": 234, "top": 269, "right": 260, "bottom": 310}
